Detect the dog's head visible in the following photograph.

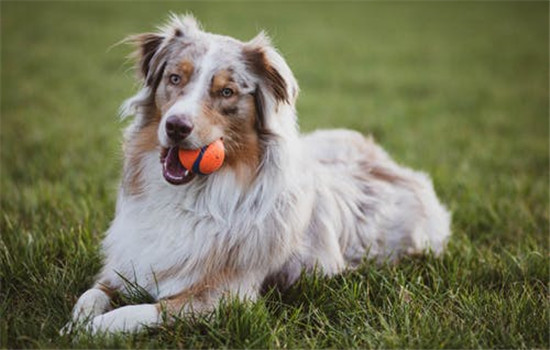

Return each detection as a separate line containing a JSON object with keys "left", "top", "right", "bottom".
{"left": 123, "top": 14, "right": 298, "bottom": 186}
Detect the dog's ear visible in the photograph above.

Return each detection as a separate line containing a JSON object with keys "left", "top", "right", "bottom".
{"left": 127, "top": 14, "right": 201, "bottom": 87}
{"left": 127, "top": 32, "right": 167, "bottom": 90}
{"left": 120, "top": 14, "right": 201, "bottom": 120}
{"left": 243, "top": 32, "right": 299, "bottom": 121}
{"left": 129, "top": 33, "right": 165, "bottom": 80}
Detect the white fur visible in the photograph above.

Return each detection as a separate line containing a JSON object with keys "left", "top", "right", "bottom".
{"left": 66, "top": 14, "right": 451, "bottom": 335}
{"left": 90, "top": 304, "right": 160, "bottom": 334}
{"left": 71, "top": 289, "right": 112, "bottom": 321}
{"left": 61, "top": 288, "right": 111, "bottom": 335}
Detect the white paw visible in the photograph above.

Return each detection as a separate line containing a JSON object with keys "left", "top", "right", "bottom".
{"left": 89, "top": 304, "right": 160, "bottom": 335}
{"left": 60, "top": 288, "right": 112, "bottom": 335}
{"left": 72, "top": 289, "right": 112, "bottom": 322}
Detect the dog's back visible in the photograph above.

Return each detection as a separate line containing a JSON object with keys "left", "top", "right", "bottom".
{"left": 264, "top": 129, "right": 451, "bottom": 288}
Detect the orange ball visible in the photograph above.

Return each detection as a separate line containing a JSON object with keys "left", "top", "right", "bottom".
{"left": 178, "top": 139, "right": 225, "bottom": 175}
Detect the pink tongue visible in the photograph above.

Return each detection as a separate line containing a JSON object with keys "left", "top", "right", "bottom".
{"left": 162, "top": 147, "right": 195, "bottom": 185}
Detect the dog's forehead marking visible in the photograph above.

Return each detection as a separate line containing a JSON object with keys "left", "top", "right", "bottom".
{"left": 211, "top": 69, "right": 235, "bottom": 93}
{"left": 206, "top": 39, "right": 257, "bottom": 92}
{"left": 178, "top": 60, "right": 194, "bottom": 76}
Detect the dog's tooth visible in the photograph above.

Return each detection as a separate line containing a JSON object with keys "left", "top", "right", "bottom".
{"left": 184, "top": 170, "right": 189, "bottom": 177}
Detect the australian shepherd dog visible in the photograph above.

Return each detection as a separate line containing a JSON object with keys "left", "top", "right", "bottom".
{"left": 64, "top": 14, "right": 451, "bottom": 334}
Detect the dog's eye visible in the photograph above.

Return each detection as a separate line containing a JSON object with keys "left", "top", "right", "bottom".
{"left": 169, "top": 74, "right": 182, "bottom": 85}
{"left": 220, "top": 87, "right": 234, "bottom": 98}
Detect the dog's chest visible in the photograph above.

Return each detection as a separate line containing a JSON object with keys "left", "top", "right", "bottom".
{"left": 101, "top": 191, "right": 228, "bottom": 298}
{"left": 100, "top": 152, "right": 312, "bottom": 299}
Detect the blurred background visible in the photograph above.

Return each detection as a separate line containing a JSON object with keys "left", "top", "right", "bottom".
{"left": 2, "top": 1, "right": 547, "bottom": 243}
{"left": 1, "top": 2, "right": 548, "bottom": 348}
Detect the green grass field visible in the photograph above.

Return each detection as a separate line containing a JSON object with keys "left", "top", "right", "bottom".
{"left": 1, "top": 1, "right": 548, "bottom": 348}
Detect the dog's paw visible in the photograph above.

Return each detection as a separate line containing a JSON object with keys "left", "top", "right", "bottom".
{"left": 60, "top": 288, "right": 113, "bottom": 337}
{"left": 88, "top": 304, "right": 160, "bottom": 335}
{"left": 70, "top": 289, "right": 112, "bottom": 323}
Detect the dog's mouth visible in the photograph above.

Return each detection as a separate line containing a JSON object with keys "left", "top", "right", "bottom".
{"left": 161, "top": 147, "right": 196, "bottom": 185}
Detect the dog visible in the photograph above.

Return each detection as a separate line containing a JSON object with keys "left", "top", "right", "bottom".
{"left": 64, "top": 14, "right": 451, "bottom": 335}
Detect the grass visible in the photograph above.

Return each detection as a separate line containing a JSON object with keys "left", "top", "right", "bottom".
{"left": 1, "top": 1, "right": 548, "bottom": 348}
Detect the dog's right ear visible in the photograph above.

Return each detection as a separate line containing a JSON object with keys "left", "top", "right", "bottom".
{"left": 127, "top": 33, "right": 165, "bottom": 83}
{"left": 243, "top": 32, "right": 298, "bottom": 108}
{"left": 243, "top": 32, "right": 299, "bottom": 136}
{"left": 127, "top": 14, "right": 201, "bottom": 87}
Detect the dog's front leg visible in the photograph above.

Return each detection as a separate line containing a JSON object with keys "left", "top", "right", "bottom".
{"left": 89, "top": 271, "right": 260, "bottom": 335}
{"left": 89, "top": 303, "right": 161, "bottom": 334}
{"left": 87, "top": 291, "right": 218, "bottom": 335}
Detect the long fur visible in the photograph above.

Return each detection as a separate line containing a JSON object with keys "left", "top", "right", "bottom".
{"left": 64, "top": 14, "right": 451, "bottom": 335}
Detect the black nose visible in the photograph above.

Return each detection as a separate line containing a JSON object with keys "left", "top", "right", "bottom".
{"left": 165, "top": 115, "right": 193, "bottom": 143}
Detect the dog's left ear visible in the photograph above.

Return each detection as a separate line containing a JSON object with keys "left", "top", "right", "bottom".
{"left": 243, "top": 32, "right": 299, "bottom": 118}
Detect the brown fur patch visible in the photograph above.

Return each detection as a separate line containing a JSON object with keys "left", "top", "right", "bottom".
{"left": 369, "top": 166, "right": 410, "bottom": 185}
{"left": 154, "top": 265, "right": 184, "bottom": 283}
{"left": 210, "top": 69, "right": 235, "bottom": 95}
{"left": 220, "top": 95, "right": 262, "bottom": 184}
{"left": 178, "top": 59, "right": 194, "bottom": 85}
{"left": 129, "top": 33, "right": 164, "bottom": 79}
{"left": 122, "top": 121, "right": 160, "bottom": 196}
{"left": 199, "top": 100, "right": 262, "bottom": 185}
{"left": 157, "top": 268, "right": 235, "bottom": 315}
{"left": 94, "top": 283, "right": 116, "bottom": 299}
{"left": 243, "top": 47, "right": 288, "bottom": 104}
{"left": 252, "top": 86, "right": 272, "bottom": 139}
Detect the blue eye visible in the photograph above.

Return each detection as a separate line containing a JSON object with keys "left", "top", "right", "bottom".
{"left": 220, "top": 87, "right": 234, "bottom": 98}
{"left": 169, "top": 74, "right": 181, "bottom": 85}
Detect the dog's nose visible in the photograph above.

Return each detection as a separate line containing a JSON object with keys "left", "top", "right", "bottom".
{"left": 165, "top": 115, "right": 193, "bottom": 143}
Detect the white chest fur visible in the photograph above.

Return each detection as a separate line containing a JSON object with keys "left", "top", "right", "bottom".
{"left": 100, "top": 150, "right": 313, "bottom": 300}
